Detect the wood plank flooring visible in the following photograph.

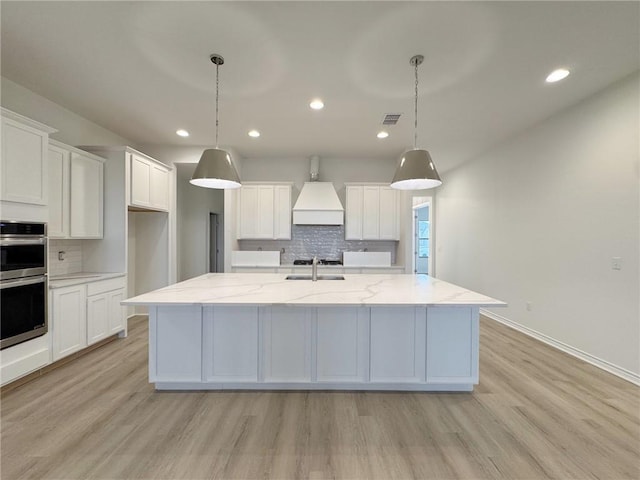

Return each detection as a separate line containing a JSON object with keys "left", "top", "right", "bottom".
{"left": 1, "top": 315, "right": 638, "bottom": 479}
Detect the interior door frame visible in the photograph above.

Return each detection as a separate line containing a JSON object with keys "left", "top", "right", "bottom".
{"left": 411, "top": 197, "right": 433, "bottom": 276}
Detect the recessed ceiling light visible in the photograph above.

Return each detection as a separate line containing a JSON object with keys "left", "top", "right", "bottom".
{"left": 310, "top": 99, "right": 324, "bottom": 110}
{"left": 377, "top": 131, "right": 389, "bottom": 139}
{"left": 546, "top": 68, "right": 570, "bottom": 83}
{"left": 248, "top": 129, "right": 260, "bottom": 138}
{"left": 176, "top": 129, "right": 189, "bottom": 137}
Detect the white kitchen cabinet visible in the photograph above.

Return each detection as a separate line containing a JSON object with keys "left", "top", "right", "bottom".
{"left": 370, "top": 307, "right": 426, "bottom": 383}
{"left": 1, "top": 109, "right": 56, "bottom": 207}
{"left": 237, "top": 183, "right": 292, "bottom": 239}
{"left": 48, "top": 144, "right": 70, "bottom": 237}
{"left": 426, "top": 307, "right": 478, "bottom": 384}
{"left": 87, "top": 294, "right": 108, "bottom": 345}
{"left": 262, "top": 306, "right": 312, "bottom": 382}
{"left": 316, "top": 307, "right": 369, "bottom": 383}
{"left": 345, "top": 184, "right": 400, "bottom": 240}
{"left": 130, "top": 153, "right": 170, "bottom": 212}
{"left": 150, "top": 305, "right": 202, "bottom": 383}
{"left": 51, "top": 285, "right": 87, "bottom": 361}
{"left": 203, "top": 306, "right": 258, "bottom": 382}
{"left": 48, "top": 141, "right": 104, "bottom": 239}
{"left": 70, "top": 152, "right": 103, "bottom": 238}
{"left": 86, "top": 277, "right": 126, "bottom": 345}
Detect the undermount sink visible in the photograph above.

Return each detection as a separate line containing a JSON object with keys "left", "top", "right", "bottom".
{"left": 286, "top": 275, "right": 345, "bottom": 281}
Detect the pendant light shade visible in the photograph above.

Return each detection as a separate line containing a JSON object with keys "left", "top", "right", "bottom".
{"left": 391, "top": 149, "right": 442, "bottom": 190}
{"left": 190, "top": 148, "right": 241, "bottom": 189}
{"left": 390, "top": 55, "right": 442, "bottom": 190}
{"left": 191, "top": 54, "right": 241, "bottom": 189}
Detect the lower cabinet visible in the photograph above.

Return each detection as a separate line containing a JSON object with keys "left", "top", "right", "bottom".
{"left": 51, "top": 285, "right": 87, "bottom": 361}
{"left": 51, "top": 277, "right": 127, "bottom": 361}
{"left": 86, "top": 279, "right": 126, "bottom": 345}
{"left": 149, "top": 305, "right": 479, "bottom": 389}
{"left": 370, "top": 307, "right": 426, "bottom": 383}
{"left": 316, "top": 307, "right": 369, "bottom": 382}
{"left": 203, "top": 306, "right": 258, "bottom": 382}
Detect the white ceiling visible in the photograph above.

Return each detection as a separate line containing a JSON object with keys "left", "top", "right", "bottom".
{"left": 1, "top": 1, "right": 638, "bottom": 172}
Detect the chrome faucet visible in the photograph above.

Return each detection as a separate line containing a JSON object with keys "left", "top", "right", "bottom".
{"left": 311, "top": 256, "right": 319, "bottom": 282}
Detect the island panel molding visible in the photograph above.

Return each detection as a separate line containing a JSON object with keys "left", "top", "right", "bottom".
{"left": 125, "top": 273, "right": 504, "bottom": 391}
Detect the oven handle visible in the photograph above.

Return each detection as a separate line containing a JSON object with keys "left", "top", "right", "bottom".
{"left": 0, "top": 237, "right": 47, "bottom": 246}
{"left": 0, "top": 276, "right": 46, "bottom": 289}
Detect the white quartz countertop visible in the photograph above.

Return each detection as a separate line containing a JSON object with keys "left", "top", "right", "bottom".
{"left": 49, "top": 272, "right": 125, "bottom": 289}
{"left": 122, "top": 273, "right": 506, "bottom": 307}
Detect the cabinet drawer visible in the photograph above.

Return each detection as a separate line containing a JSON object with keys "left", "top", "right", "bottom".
{"left": 87, "top": 277, "right": 126, "bottom": 296}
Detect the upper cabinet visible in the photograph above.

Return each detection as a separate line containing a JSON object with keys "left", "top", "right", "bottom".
{"left": 237, "top": 183, "right": 292, "bottom": 240}
{"left": 1, "top": 108, "right": 56, "bottom": 207}
{"left": 48, "top": 140, "right": 104, "bottom": 239}
{"left": 130, "top": 153, "right": 170, "bottom": 212}
{"left": 345, "top": 184, "right": 400, "bottom": 241}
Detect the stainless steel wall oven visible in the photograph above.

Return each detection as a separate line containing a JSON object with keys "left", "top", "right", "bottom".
{"left": 0, "top": 221, "right": 48, "bottom": 349}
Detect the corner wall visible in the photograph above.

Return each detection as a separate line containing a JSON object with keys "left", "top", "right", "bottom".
{"left": 435, "top": 73, "right": 640, "bottom": 380}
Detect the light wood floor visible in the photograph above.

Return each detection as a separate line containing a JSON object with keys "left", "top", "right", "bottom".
{"left": 1, "top": 315, "right": 638, "bottom": 480}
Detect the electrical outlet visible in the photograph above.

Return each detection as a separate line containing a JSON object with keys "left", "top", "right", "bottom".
{"left": 58, "top": 251, "right": 66, "bottom": 261}
{"left": 612, "top": 257, "right": 622, "bottom": 270}
{"left": 526, "top": 301, "right": 532, "bottom": 311}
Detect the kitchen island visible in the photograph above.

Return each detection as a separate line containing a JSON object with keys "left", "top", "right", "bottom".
{"left": 123, "top": 273, "right": 505, "bottom": 391}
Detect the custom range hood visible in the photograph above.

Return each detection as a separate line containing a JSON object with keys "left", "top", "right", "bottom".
{"left": 292, "top": 156, "right": 344, "bottom": 225}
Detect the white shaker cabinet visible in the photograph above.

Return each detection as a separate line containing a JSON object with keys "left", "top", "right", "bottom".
{"left": 48, "top": 144, "right": 70, "bottom": 238}
{"left": 1, "top": 109, "right": 56, "bottom": 206}
{"left": 51, "top": 285, "right": 87, "bottom": 361}
{"left": 130, "top": 153, "right": 170, "bottom": 211}
{"left": 86, "top": 277, "right": 126, "bottom": 345}
{"left": 237, "top": 183, "right": 292, "bottom": 239}
{"left": 345, "top": 184, "right": 400, "bottom": 240}
{"left": 48, "top": 141, "right": 104, "bottom": 239}
{"left": 70, "top": 152, "right": 103, "bottom": 238}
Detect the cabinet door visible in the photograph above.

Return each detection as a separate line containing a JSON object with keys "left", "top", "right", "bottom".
{"left": 426, "top": 307, "right": 478, "bottom": 384}
{"left": 378, "top": 187, "right": 399, "bottom": 240}
{"left": 257, "top": 186, "right": 275, "bottom": 238}
{"left": 108, "top": 289, "right": 126, "bottom": 334}
{"left": 238, "top": 185, "right": 276, "bottom": 239}
{"left": 345, "top": 186, "right": 363, "bottom": 240}
{"left": 48, "top": 145, "right": 70, "bottom": 238}
{"left": 273, "top": 185, "right": 291, "bottom": 239}
{"left": 87, "top": 294, "right": 108, "bottom": 345}
{"left": 316, "top": 307, "right": 369, "bottom": 382}
{"left": 70, "top": 153, "right": 103, "bottom": 238}
{"left": 370, "top": 307, "right": 426, "bottom": 383}
{"left": 362, "top": 186, "right": 380, "bottom": 239}
{"left": 150, "top": 165, "right": 169, "bottom": 211}
{"left": 52, "top": 286, "right": 87, "bottom": 361}
{"left": 203, "top": 306, "right": 258, "bottom": 382}
{"left": 1, "top": 118, "right": 48, "bottom": 205}
{"left": 262, "top": 306, "right": 312, "bottom": 382}
{"left": 130, "top": 154, "right": 151, "bottom": 207}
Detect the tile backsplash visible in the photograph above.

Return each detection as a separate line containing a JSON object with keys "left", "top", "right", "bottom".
{"left": 48, "top": 239, "right": 83, "bottom": 276}
{"left": 238, "top": 225, "right": 397, "bottom": 264}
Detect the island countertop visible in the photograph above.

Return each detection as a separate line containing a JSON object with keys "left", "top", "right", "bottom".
{"left": 122, "top": 273, "right": 506, "bottom": 307}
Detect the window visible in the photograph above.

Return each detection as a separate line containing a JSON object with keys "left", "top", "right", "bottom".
{"left": 418, "top": 220, "right": 429, "bottom": 258}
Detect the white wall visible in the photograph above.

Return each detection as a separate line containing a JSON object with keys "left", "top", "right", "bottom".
{"left": 1, "top": 77, "right": 133, "bottom": 147}
{"left": 435, "top": 73, "right": 640, "bottom": 379}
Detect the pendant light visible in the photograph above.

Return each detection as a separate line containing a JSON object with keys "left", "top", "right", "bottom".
{"left": 190, "top": 54, "right": 241, "bottom": 189}
{"left": 390, "top": 55, "right": 442, "bottom": 190}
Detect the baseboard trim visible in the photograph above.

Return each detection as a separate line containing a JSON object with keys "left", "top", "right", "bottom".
{"left": 480, "top": 308, "right": 640, "bottom": 386}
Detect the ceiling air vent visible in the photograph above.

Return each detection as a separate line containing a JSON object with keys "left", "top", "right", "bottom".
{"left": 382, "top": 113, "right": 401, "bottom": 125}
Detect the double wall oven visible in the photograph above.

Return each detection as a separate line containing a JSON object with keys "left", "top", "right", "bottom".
{"left": 0, "top": 221, "right": 48, "bottom": 350}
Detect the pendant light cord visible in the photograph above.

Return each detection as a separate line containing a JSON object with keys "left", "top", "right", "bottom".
{"left": 215, "top": 61, "right": 220, "bottom": 149}
{"left": 414, "top": 59, "right": 419, "bottom": 150}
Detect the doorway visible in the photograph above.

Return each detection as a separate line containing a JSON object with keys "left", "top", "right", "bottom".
{"left": 412, "top": 197, "right": 433, "bottom": 275}
{"left": 209, "top": 213, "right": 223, "bottom": 273}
